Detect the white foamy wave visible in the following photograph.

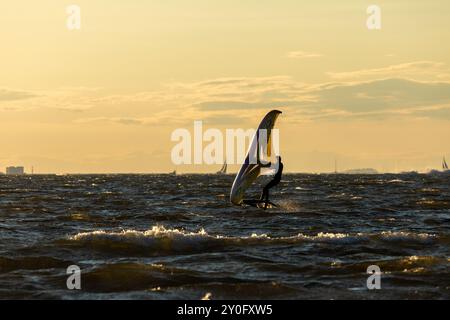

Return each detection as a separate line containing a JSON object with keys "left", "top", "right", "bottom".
{"left": 68, "top": 226, "right": 357, "bottom": 253}
{"left": 379, "top": 231, "right": 437, "bottom": 242}
{"left": 67, "top": 226, "right": 438, "bottom": 254}
{"left": 387, "top": 179, "right": 411, "bottom": 184}
{"left": 246, "top": 231, "right": 353, "bottom": 243}
{"left": 70, "top": 226, "right": 216, "bottom": 252}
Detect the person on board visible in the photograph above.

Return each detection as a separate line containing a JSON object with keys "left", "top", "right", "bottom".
{"left": 259, "top": 156, "right": 283, "bottom": 209}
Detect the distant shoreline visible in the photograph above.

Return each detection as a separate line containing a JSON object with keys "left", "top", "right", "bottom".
{"left": 0, "top": 171, "right": 441, "bottom": 176}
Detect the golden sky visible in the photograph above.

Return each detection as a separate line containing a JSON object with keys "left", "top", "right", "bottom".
{"left": 1, "top": 1, "right": 450, "bottom": 173}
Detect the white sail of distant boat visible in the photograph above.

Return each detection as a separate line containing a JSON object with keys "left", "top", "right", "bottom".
{"left": 443, "top": 157, "right": 449, "bottom": 170}
{"left": 217, "top": 160, "right": 227, "bottom": 174}
{"left": 230, "top": 110, "right": 282, "bottom": 205}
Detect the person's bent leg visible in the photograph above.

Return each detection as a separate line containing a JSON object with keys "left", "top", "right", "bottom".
{"left": 264, "top": 189, "right": 271, "bottom": 209}
{"left": 260, "top": 186, "right": 268, "bottom": 201}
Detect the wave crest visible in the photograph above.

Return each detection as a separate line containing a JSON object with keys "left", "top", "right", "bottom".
{"left": 65, "top": 225, "right": 440, "bottom": 256}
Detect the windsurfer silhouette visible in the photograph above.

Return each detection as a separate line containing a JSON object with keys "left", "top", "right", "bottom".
{"left": 259, "top": 156, "right": 283, "bottom": 209}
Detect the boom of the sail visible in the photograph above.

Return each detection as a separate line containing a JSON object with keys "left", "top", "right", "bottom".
{"left": 230, "top": 110, "right": 282, "bottom": 205}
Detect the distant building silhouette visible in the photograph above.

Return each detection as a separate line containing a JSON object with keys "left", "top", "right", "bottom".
{"left": 6, "top": 166, "right": 25, "bottom": 175}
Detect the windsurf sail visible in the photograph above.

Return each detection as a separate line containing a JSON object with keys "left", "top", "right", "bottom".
{"left": 443, "top": 157, "right": 449, "bottom": 170}
{"left": 230, "top": 110, "right": 282, "bottom": 205}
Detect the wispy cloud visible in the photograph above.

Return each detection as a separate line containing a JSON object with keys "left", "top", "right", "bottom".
{"left": 327, "top": 61, "right": 448, "bottom": 81}
{"left": 286, "top": 50, "right": 323, "bottom": 59}
{"left": 185, "top": 76, "right": 450, "bottom": 122}
{"left": 0, "top": 88, "right": 37, "bottom": 102}
{"left": 74, "top": 117, "right": 148, "bottom": 125}
{"left": 73, "top": 116, "right": 179, "bottom": 126}
{"left": 290, "top": 78, "right": 450, "bottom": 121}
{"left": 0, "top": 87, "right": 98, "bottom": 112}
{"left": 4, "top": 61, "right": 450, "bottom": 126}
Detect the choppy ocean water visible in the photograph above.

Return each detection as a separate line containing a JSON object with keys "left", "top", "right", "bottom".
{"left": 0, "top": 173, "right": 449, "bottom": 299}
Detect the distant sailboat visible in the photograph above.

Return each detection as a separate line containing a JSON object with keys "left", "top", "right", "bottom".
{"left": 443, "top": 157, "right": 449, "bottom": 171}
{"left": 217, "top": 160, "right": 227, "bottom": 175}
{"left": 430, "top": 156, "right": 449, "bottom": 174}
{"left": 169, "top": 170, "right": 177, "bottom": 176}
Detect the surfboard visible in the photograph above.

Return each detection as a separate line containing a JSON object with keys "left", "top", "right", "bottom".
{"left": 242, "top": 199, "right": 278, "bottom": 209}
{"left": 230, "top": 110, "right": 282, "bottom": 206}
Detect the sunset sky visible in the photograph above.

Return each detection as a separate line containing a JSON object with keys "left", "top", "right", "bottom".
{"left": 1, "top": 1, "right": 450, "bottom": 173}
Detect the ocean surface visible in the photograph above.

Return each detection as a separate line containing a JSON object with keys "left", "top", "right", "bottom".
{"left": 0, "top": 173, "right": 449, "bottom": 300}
